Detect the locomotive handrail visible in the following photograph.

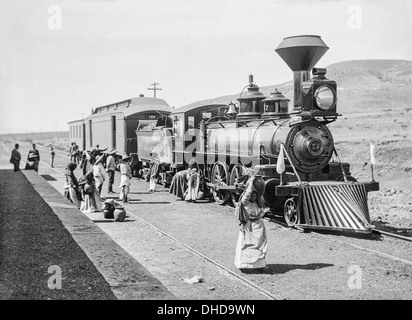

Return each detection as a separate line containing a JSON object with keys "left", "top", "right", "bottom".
{"left": 280, "top": 144, "right": 302, "bottom": 185}
{"left": 332, "top": 147, "right": 349, "bottom": 182}
{"left": 204, "top": 115, "right": 231, "bottom": 125}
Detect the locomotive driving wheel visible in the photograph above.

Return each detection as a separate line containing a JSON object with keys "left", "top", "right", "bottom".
{"left": 284, "top": 198, "right": 299, "bottom": 226}
{"left": 211, "top": 161, "right": 230, "bottom": 205}
{"left": 229, "top": 164, "right": 247, "bottom": 207}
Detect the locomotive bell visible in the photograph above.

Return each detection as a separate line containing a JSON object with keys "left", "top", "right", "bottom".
{"left": 225, "top": 101, "right": 238, "bottom": 118}
{"left": 236, "top": 74, "right": 266, "bottom": 120}
{"left": 262, "top": 89, "right": 291, "bottom": 118}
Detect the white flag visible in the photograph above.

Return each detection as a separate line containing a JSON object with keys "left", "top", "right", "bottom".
{"left": 370, "top": 142, "right": 376, "bottom": 165}
{"left": 276, "top": 145, "right": 285, "bottom": 174}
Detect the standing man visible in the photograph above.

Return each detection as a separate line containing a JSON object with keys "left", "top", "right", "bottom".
{"left": 69, "top": 142, "right": 74, "bottom": 162}
{"left": 93, "top": 154, "right": 107, "bottom": 196}
{"left": 106, "top": 149, "right": 117, "bottom": 194}
{"left": 10, "top": 143, "right": 21, "bottom": 172}
{"left": 72, "top": 142, "right": 79, "bottom": 164}
{"left": 51, "top": 147, "right": 55, "bottom": 168}
{"left": 27, "top": 143, "right": 40, "bottom": 172}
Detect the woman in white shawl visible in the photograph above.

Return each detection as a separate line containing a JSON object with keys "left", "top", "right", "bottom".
{"left": 93, "top": 154, "right": 107, "bottom": 195}
{"left": 118, "top": 154, "right": 132, "bottom": 204}
{"left": 234, "top": 176, "right": 268, "bottom": 271}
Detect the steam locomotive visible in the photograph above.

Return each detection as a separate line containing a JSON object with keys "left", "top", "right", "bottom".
{"left": 69, "top": 35, "right": 379, "bottom": 233}
{"left": 135, "top": 35, "right": 379, "bottom": 233}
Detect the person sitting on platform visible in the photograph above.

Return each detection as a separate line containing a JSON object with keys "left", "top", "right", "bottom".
{"left": 79, "top": 171, "right": 102, "bottom": 213}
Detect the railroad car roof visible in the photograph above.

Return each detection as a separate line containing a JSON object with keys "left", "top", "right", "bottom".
{"left": 83, "top": 97, "right": 174, "bottom": 120}
{"left": 172, "top": 103, "right": 228, "bottom": 114}
{"left": 68, "top": 119, "right": 85, "bottom": 124}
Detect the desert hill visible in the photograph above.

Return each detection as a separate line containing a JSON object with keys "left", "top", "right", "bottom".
{"left": 180, "top": 59, "right": 412, "bottom": 115}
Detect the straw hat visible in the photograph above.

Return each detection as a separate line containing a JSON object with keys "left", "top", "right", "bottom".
{"left": 121, "top": 153, "right": 131, "bottom": 161}
{"left": 109, "top": 149, "right": 118, "bottom": 155}
{"left": 104, "top": 198, "right": 115, "bottom": 205}
{"left": 149, "top": 150, "right": 158, "bottom": 157}
{"left": 95, "top": 154, "right": 104, "bottom": 164}
{"left": 188, "top": 159, "right": 198, "bottom": 169}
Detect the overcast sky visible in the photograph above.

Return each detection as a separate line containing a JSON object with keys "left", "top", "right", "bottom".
{"left": 1, "top": 0, "right": 411, "bottom": 133}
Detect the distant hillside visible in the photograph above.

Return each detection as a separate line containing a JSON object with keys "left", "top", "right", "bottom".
{"left": 180, "top": 59, "right": 412, "bottom": 114}
{"left": 0, "top": 131, "right": 69, "bottom": 140}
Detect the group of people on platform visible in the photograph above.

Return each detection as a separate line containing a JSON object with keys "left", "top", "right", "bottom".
{"left": 64, "top": 146, "right": 133, "bottom": 214}
{"left": 10, "top": 141, "right": 269, "bottom": 272}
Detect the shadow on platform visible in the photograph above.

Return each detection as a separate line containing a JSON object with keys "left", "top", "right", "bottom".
{"left": 241, "top": 263, "right": 334, "bottom": 275}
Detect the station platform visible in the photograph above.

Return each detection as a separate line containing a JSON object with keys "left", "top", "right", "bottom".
{"left": 0, "top": 169, "right": 175, "bottom": 300}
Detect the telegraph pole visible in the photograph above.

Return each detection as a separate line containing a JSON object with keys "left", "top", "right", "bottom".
{"left": 148, "top": 82, "right": 162, "bottom": 98}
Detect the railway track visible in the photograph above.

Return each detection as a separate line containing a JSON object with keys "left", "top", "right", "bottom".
{"left": 37, "top": 143, "right": 412, "bottom": 241}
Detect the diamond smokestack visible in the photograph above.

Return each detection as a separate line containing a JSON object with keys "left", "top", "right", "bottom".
{"left": 276, "top": 35, "right": 329, "bottom": 111}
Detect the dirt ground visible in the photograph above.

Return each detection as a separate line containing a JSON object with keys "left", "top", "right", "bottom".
{"left": 329, "top": 108, "right": 412, "bottom": 231}
{"left": 0, "top": 140, "right": 411, "bottom": 300}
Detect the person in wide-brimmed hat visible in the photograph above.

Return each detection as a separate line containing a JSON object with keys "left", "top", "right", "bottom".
{"left": 148, "top": 150, "right": 161, "bottom": 192}
{"left": 90, "top": 144, "right": 108, "bottom": 163}
{"left": 93, "top": 154, "right": 107, "bottom": 196}
{"left": 106, "top": 149, "right": 118, "bottom": 194}
{"left": 234, "top": 175, "right": 268, "bottom": 271}
{"left": 117, "top": 153, "right": 132, "bottom": 203}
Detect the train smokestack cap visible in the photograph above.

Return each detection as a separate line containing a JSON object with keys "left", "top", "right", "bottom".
{"left": 276, "top": 35, "right": 329, "bottom": 71}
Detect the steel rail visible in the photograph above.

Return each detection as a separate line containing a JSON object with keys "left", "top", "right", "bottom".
{"left": 372, "top": 229, "right": 412, "bottom": 243}
{"left": 125, "top": 210, "right": 282, "bottom": 300}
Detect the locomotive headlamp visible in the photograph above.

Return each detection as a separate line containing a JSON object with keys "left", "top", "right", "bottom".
{"left": 314, "top": 85, "right": 336, "bottom": 111}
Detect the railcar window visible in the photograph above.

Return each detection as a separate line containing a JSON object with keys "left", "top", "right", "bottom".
{"left": 188, "top": 116, "right": 195, "bottom": 130}
{"left": 202, "top": 112, "right": 212, "bottom": 120}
